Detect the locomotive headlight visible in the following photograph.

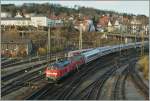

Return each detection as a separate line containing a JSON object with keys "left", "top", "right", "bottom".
{"left": 46, "top": 71, "right": 58, "bottom": 76}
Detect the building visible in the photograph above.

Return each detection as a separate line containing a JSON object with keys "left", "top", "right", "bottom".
{"left": 107, "top": 20, "right": 113, "bottom": 32}
{"left": 98, "top": 15, "right": 109, "bottom": 28}
{"left": 143, "top": 25, "right": 149, "bottom": 35}
{"left": 114, "top": 20, "right": 120, "bottom": 30}
{"left": 24, "top": 13, "right": 36, "bottom": 18}
{"left": 31, "top": 16, "right": 48, "bottom": 27}
{"left": 97, "top": 15, "right": 109, "bottom": 32}
{"left": 1, "top": 12, "right": 31, "bottom": 26}
{"left": 1, "top": 12, "right": 64, "bottom": 28}
{"left": 1, "top": 12, "right": 12, "bottom": 18}
{"left": 129, "top": 17, "right": 142, "bottom": 34}
{"left": 48, "top": 16, "right": 64, "bottom": 27}
{"left": 1, "top": 38, "right": 33, "bottom": 57}
{"left": 74, "top": 16, "right": 95, "bottom": 32}
{"left": 1, "top": 17, "right": 31, "bottom": 26}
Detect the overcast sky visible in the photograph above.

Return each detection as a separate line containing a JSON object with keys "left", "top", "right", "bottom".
{"left": 1, "top": 0, "right": 149, "bottom": 16}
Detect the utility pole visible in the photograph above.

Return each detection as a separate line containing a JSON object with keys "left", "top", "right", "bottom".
{"left": 119, "top": 26, "right": 122, "bottom": 56}
{"left": 141, "top": 32, "right": 144, "bottom": 56}
{"left": 79, "top": 23, "right": 83, "bottom": 50}
{"left": 47, "top": 25, "right": 51, "bottom": 62}
{"left": 135, "top": 28, "right": 137, "bottom": 44}
{"left": 99, "top": 35, "right": 101, "bottom": 47}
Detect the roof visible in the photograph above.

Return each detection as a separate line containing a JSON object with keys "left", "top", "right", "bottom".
{"left": 1, "top": 17, "right": 30, "bottom": 20}
{"left": 48, "top": 15, "right": 63, "bottom": 20}
{"left": 51, "top": 59, "right": 70, "bottom": 68}
{"left": 32, "top": 14, "right": 47, "bottom": 17}
{"left": 98, "top": 15, "right": 109, "bottom": 27}
{"left": 130, "top": 20, "right": 141, "bottom": 25}
{"left": 56, "top": 60, "right": 70, "bottom": 67}
{"left": 83, "top": 49, "right": 99, "bottom": 57}
{"left": 97, "top": 46, "right": 111, "bottom": 50}
{"left": 108, "top": 20, "right": 112, "bottom": 26}
{"left": 114, "top": 20, "right": 119, "bottom": 26}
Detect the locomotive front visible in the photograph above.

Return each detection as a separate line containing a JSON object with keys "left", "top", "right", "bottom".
{"left": 45, "top": 63, "right": 61, "bottom": 81}
{"left": 45, "top": 60, "right": 71, "bottom": 82}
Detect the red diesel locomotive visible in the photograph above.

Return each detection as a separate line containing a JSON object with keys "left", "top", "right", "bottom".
{"left": 45, "top": 54, "right": 84, "bottom": 81}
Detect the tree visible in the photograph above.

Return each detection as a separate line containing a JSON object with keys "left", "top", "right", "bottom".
{"left": 18, "top": 46, "right": 27, "bottom": 57}
{"left": 92, "top": 16, "right": 99, "bottom": 31}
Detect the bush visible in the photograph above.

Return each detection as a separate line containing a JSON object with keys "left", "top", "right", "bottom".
{"left": 38, "top": 47, "right": 47, "bottom": 56}
{"left": 11, "top": 51, "right": 17, "bottom": 57}
{"left": 18, "top": 46, "right": 27, "bottom": 57}
{"left": 138, "top": 56, "right": 149, "bottom": 80}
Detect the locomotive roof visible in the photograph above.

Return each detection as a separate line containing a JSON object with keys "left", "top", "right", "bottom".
{"left": 52, "top": 59, "right": 70, "bottom": 68}
{"left": 82, "top": 49, "right": 100, "bottom": 57}
{"left": 97, "top": 46, "right": 111, "bottom": 51}
{"left": 68, "top": 48, "right": 93, "bottom": 54}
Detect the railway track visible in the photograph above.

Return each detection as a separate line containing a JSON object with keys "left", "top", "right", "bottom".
{"left": 112, "top": 66, "right": 129, "bottom": 100}
{"left": 111, "top": 52, "right": 148, "bottom": 100}
{"left": 110, "top": 51, "right": 142, "bottom": 100}
{"left": 1, "top": 56, "right": 63, "bottom": 96}
{"left": 1, "top": 56, "right": 43, "bottom": 69}
{"left": 1, "top": 54, "right": 64, "bottom": 97}
{"left": 80, "top": 67, "right": 116, "bottom": 100}
{"left": 48, "top": 53, "right": 121, "bottom": 100}
{"left": 2, "top": 59, "right": 48, "bottom": 82}
{"left": 17, "top": 49, "right": 146, "bottom": 100}
{"left": 2, "top": 55, "right": 64, "bottom": 81}
{"left": 47, "top": 53, "right": 141, "bottom": 100}
{"left": 129, "top": 62, "right": 149, "bottom": 100}
{"left": 1, "top": 54, "right": 64, "bottom": 69}
{"left": 1, "top": 58, "right": 19, "bottom": 67}
{"left": 1, "top": 57, "right": 7, "bottom": 61}
{"left": 1, "top": 65, "right": 46, "bottom": 96}
{"left": 25, "top": 53, "right": 118, "bottom": 100}
{"left": 73, "top": 63, "right": 129, "bottom": 100}
{"left": 26, "top": 51, "right": 134, "bottom": 100}
{"left": 57, "top": 61, "right": 116, "bottom": 100}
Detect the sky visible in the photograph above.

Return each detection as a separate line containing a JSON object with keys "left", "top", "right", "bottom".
{"left": 1, "top": 0, "right": 149, "bottom": 16}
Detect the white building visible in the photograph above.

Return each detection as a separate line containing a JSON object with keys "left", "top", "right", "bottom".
{"left": 108, "top": 20, "right": 112, "bottom": 27}
{"left": 15, "top": 12, "right": 23, "bottom": 18}
{"left": 114, "top": 20, "right": 120, "bottom": 29}
{"left": 107, "top": 20, "right": 113, "bottom": 32}
{"left": 142, "top": 25, "right": 149, "bottom": 35}
{"left": 1, "top": 18, "right": 31, "bottom": 26}
{"left": 31, "top": 16, "right": 48, "bottom": 27}
{"left": 1, "top": 12, "right": 31, "bottom": 26}
{"left": 1, "top": 12, "right": 12, "bottom": 18}
{"left": 1, "top": 12, "right": 64, "bottom": 27}
{"left": 24, "top": 13, "right": 35, "bottom": 18}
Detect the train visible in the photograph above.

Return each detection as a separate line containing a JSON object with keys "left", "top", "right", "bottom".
{"left": 68, "top": 48, "right": 93, "bottom": 57}
{"left": 45, "top": 41, "right": 148, "bottom": 82}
